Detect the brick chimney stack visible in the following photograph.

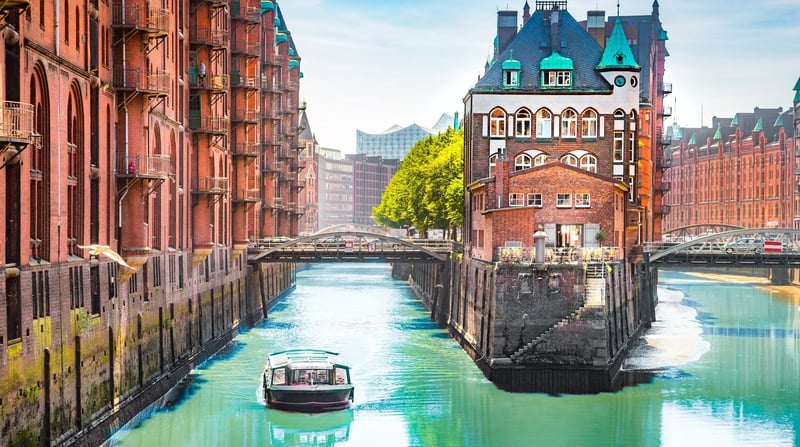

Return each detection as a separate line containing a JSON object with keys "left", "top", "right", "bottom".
{"left": 496, "top": 10, "right": 518, "bottom": 59}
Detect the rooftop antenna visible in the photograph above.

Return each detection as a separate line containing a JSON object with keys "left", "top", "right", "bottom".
{"left": 616, "top": 0, "right": 620, "bottom": 16}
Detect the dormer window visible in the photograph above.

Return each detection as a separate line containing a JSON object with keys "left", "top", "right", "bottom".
{"left": 502, "top": 52, "right": 521, "bottom": 89}
{"left": 539, "top": 51, "right": 573, "bottom": 89}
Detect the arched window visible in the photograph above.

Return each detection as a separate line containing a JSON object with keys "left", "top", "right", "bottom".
{"left": 515, "top": 108, "right": 532, "bottom": 137}
{"left": 536, "top": 109, "right": 552, "bottom": 139}
{"left": 581, "top": 109, "right": 598, "bottom": 138}
{"left": 561, "top": 150, "right": 598, "bottom": 173}
{"left": 490, "top": 108, "right": 505, "bottom": 137}
{"left": 561, "top": 109, "right": 577, "bottom": 138}
{"left": 561, "top": 154, "right": 578, "bottom": 167}
{"left": 514, "top": 153, "right": 532, "bottom": 171}
{"left": 613, "top": 109, "right": 625, "bottom": 130}
{"left": 580, "top": 153, "right": 598, "bottom": 173}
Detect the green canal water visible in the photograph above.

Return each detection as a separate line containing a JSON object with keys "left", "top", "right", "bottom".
{"left": 106, "top": 264, "right": 800, "bottom": 447}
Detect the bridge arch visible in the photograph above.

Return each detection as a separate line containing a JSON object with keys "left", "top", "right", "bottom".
{"left": 649, "top": 228, "right": 800, "bottom": 263}
{"left": 662, "top": 224, "right": 745, "bottom": 241}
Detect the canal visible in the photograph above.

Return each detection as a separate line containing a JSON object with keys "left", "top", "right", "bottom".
{"left": 106, "top": 264, "right": 800, "bottom": 446}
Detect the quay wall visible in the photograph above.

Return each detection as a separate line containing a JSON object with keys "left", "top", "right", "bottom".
{"left": 0, "top": 250, "right": 294, "bottom": 446}
{"left": 396, "top": 254, "right": 653, "bottom": 393}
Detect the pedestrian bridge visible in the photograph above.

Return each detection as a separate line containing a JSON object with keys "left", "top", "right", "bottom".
{"left": 645, "top": 228, "right": 800, "bottom": 267}
{"left": 247, "top": 231, "right": 453, "bottom": 264}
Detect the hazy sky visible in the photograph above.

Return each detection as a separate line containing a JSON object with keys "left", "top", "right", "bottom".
{"left": 278, "top": 0, "right": 800, "bottom": 152}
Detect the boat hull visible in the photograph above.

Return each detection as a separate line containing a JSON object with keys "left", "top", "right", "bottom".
{"left": 265, "top": 385, "right": 354, "bottom": 412}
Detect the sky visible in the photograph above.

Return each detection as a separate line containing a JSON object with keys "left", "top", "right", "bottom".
{"left": 278, "top": 0, "right": 800, "bottom": 152}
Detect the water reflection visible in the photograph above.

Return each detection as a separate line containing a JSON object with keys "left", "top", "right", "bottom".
{"left": 266, "top": 409, "right": 353, "bottom": 446}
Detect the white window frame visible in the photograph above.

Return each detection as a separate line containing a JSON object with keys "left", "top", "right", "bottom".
{"left": 580, "top": 154, "right": 598, "bottom": 173}
{"left": 527, "top": 193, "right": 543, "bottom": 207}
{"left": 509, "top": 193, "right": 524, "bottom": 207}
{"left": 629, "top": 131, "right": 636, "bottom": 162}
{"left": 536, "top": 109, "right": 552, "bottom": 139}
{"left": 561, "top": 154, "right": 578, "bottom": 167}
{"left": 490, "top": 108, "right": 506, "bottom": 137}
{"left": 561, "top": 109, "right": 577, "bottom": 138}
{"left": 533, "top": 153, "right": 547, "bottom": 166}
{"left": 581, "top": 109, "right": 598, "bottom": 138}
{"left": 575, "top": 192, "right": 591, "bottom": 208}
{"left": 516, "top": 109, "right": 532, "bottom": 138}
{"left": 504, "top": 70, "right": 519, "bottom": 87}
{"left": 515, "top": 154, "right": 532, "bottom": 171}
{"left": 613, "top": 131, "right": 624, "bottom": 162}
{"left": 557, "top": 193, "right": 572, "bottom": 208}
{"left": 489, "top": 153, "right": 498, "bottom": 177}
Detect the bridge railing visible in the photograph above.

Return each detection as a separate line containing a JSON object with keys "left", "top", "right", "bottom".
{"left": 496, "top": 246, "right": 621, "bottom": 264}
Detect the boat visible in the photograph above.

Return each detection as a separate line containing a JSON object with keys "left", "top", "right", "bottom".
{"left": 262, "top": 349, "right": 354, "bottom": 412}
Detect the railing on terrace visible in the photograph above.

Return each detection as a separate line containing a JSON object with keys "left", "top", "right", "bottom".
{"left": 116, "top": 153, "right": 171, "bottom": 178}
{"left": 188, "top": 73, "right": 228, "bottom": 90}
{"left": 234, "top": 188, "right": 260, "bottom": 202}
{"left": 231, "top": 40, "right": 259, "bottom": 56}
{"left": 0, "top": 101, "right": 35, "bottom": 142}
{"left": 188, "top": 115, "right": 228, "bottom": 134}
{"left": 233, "top": 142, "right": 259, "bottom": 157}
{"left": 261, "top": 160, "right": 283, "bottom": 172}
{"left": 231, "top": 72, "right": 258, "bottom": 89}
{"left": 232, "top": 108, "right": 259, "bottom": 123}
{"left": 193, "top": 176, "right": 228, "bottom": 194}
{"left": 495, "top": 246, "right": 620, "bottom": 264}
{"left": 188, "top": 27, "right": 229, "bottom": 47}
{"left": 113, "top": 67, "right": 170, "bottom": 94}
{"left": 230, "top": 0, "right": 260, "bottom": 21}
{"left": 112, "top": 4, "right": 169, "bottom": 34}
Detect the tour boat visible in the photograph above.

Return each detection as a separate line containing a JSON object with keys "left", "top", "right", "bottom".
{"left": 262, "top": 349, "right": 354, "bottom": 412}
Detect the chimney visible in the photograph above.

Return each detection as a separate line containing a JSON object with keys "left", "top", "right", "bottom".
{"left": 496, "top": 10, "right": 518, "bottom": 59}
{"left": 587, "top": 10, "right": 606, "bottom": 48}
{"left": 523, "top": 1, "right": 531, "bottom": 25}
{"left": 550, "top": 6, "right": 560, "bottom": 53}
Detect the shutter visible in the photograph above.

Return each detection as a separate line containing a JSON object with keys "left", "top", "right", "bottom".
{"left": 584, "top": 223, "right": 600, "bottom": 248}
{"left": 599, "top": 116, "right": 605, "bottom": 138}
{"left": 482, "top": 116, "right": 488, "bottom": 137}
{"left": 553, "top": 116, "right": 560, "bottom": 138}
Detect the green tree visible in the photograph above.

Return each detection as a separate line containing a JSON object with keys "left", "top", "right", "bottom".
{"left": 373, "top": 127, "right": 464, "bottom": 238}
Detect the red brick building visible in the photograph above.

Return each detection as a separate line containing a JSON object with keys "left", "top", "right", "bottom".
{"left": 463, "top": 1, "right": 668, "bottom": 262}
{"left": 0, "top": 0, "right": 302, "bottom": 443}
{"left": 662, "top": 93, "right": 799, "bottom": 231}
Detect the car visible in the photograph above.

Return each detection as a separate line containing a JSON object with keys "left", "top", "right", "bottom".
{"left": 723, "top": 237, "right": 764, "bottom": 254}
{"left": 315, "top": 236, "right": 346, "bottom": 248}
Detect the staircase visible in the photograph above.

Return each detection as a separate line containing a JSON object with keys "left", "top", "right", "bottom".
{"left": 509, "top": 307, "right": 585, "bottom": 363}
{"left": 584, "top": 263, "right": 606, "bottom": 306}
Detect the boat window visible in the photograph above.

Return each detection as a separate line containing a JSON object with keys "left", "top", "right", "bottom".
{"left": 334, "top": 368, "right": 348, "bottom": 385}
{"left": 292, "top": 369, "right": 330, "bottom": 385}
{"left": 272, "top": 368, "right": 286, "bottom": 385}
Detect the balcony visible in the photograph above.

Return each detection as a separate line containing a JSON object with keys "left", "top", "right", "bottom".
{"left": 261, "top": 160, "right": 283, "bottom": 172}
{"left": 659, "top": 82, "right": 672, "bottom": 95}
{"left": 188, "top": 27, "right": 229, "bottom": 49}
{"left": 188, "top": 115, "right": 229, "bottom": 134}
{"left": 233, "top": 142, "right": 260, "bottom": 158}
{"left": 660, "top": 106, "right": 672, "bottom": 117}
{"left": 285, "top": 81, "right": 298, "bottom": 92}
{"left": 116, "top": 154, "right": 171, "bottom": 179}
{"left": 231, "top": 40, "right": 259, "bottom": 57}
{"left": 232, "top": 108, "right": 260, "bottom": 124}
{"left": 231, "top": 71, "right": 258, "bottom": 90}
{"left": 192, "top": 176, "right": 229, "bottom": 195}
{"left": 656, "top": 157, "right": 672, "bottom": 170}
{"left": 234, "top": 188, "right": 261, "bottom": 203}
{"left": 112, "top": 4, "right": 169, "bottom": 38}
{"left": 230, "top": 0, "right": 260, "bottom": 23}
{"left": 656, "top": 135, "right": 673, "bottom": 147}
{"left": 261, "top": 78, "right": 281, "bottom": 92}
{"left": 189, "top": 72, "right": 228, "bottom": 91}
{"left": 262, "top": 197, "right": 284, "bottom": 210}
{"left": 0, "top": 101, "right": 35, "bottom": 147}
{"left": 113, "top": 67, "right": 170, "bottom": 97}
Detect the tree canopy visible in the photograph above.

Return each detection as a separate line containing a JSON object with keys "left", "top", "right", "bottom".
{"left": 373, "top": 127, "right": 464, "bottom": 237}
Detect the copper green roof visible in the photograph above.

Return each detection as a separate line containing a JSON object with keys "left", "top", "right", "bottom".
{"left": 774, "top": 114, "right": 784, "bottom": 127}
{"left": 753, "top": 117, "right": 763, "bottom": 132}
{"left": 731, "top": 114, "right": 739, "bottom": 127}
{"left": 795, "top": 91, "right": 800, "bottom": 103}
{"left": 658, "top": 29, "right": 668, "bottom": 41}
{"left": 274, "top": 17, "right": 281, "bottom": 26}
{"left": 597, "top": 17, "right": 640, "bottom": 70}
{"left": 540, "top": 51, "right": 573, "bottom": 70}
{"left": 676, "top": 128, "right": 683, "bottom": 139}
{"left": 713, "top": 125, "right": 722, "bottom": 140}
{"left": 688, "top": 134, "right": 696, "bottom": 146}
{"left": 276, "top": 32, "right": 287, "bottom": 44}
{"left": 794, "top": 76, "right": 800, "bottom": 91}
{"left": 260, "top": 0, "right": 274, "bottom": 14}
{"left": 289, "top": 60, "right": 299, "bottom": 69}
{"left": 502, "top": 51, "right": 521, "bottom": 70}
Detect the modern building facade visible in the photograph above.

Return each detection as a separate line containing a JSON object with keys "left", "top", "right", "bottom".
{"left": 348, "top": 153, "right": 399, "bottom": 226}
{"left": 462, "top": 0, "right": 668, "bottom": 263}
{"left": 661, "top": 97, "right": 799, "bottom": 231}
{"left": 356, "top": 113, "right": 453, "bottom": 160}
{"left": 0, "top": 0, "right": 302, "bottom": 444}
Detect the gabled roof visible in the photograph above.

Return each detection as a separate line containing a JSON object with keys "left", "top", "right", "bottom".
{"left": 298, "top": 109, "right": 315, "bottom": 142}
{"left": 597, "top": 17, "right": 640, "bottom": 70}
{"left": 473, "top": 8, "right": 610, "bottom": 92}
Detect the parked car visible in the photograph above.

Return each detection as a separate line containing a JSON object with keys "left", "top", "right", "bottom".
{"left": 315, "top": 236, "right": 347, "bottom": 248}
{"left": 724, "top": 237, "right": 764, "bottom": 254}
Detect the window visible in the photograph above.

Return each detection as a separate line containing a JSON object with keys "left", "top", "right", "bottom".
{"left": 543, "top": 71, "right": 571, "bottom": 87}
{"left": 581, "top": 109, "right": 597, "bottom": 138}
{"left": 533, "top": 153, "right": 547, "bottom": 166}
{"left": 557, "top": 193, "right": 572, "bottom": 208}
{"left": 629, "top": 132, "right": 636, "bottom": 161}
{"left": 580, "top": 154, "right": 598, "bottom": 173}
{"left": 614, "top": 109, "right": 625, "bottom": 130}
{"left": 561, "top": 109, "right": 577, "bottom": 138}
{"left": 515, "top": 154, "right": 532, "bottom": 171}
{"left": 504, "top": 70, "right": 519, "bottom": 87}
{"left": 613, "top": 132, "right": 624, "bottom": 162}
{"left": 575, "top": 193, "right": 591, "bottom": 208}
{"left": 562, "top": 154, "right": 578, "bottom": 167}
{"left": 509, "top": 193, "right": 524, "bottom": 207}
{"left": 536, "top": 109, "right": 552, "bottom": 139}
{"left": 490, "top": 108, "right": 505, "bottom": 137}
{"left": 527, "top": 193, "right": 542, "bottom": 207}
{"left": 516, "top": 109, "right": 532, "bottom": 137}
{"left": 489, "top": 153, "right": 498, "bottom": 177}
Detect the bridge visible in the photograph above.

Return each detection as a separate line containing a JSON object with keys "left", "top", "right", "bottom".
{"left": 645, "top": 228, "right": 800, "bottom": 267}
{"left": 248, "top": 228, "right": 453, "bottom": 264}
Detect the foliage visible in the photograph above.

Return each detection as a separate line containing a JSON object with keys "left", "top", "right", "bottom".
{"left": 373, "top": 127, "right": 464, "bottom": 235}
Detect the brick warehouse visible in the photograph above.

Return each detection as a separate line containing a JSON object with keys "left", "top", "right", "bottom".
{"left": 0, "top": 0, "right": 303, "bottom": 444}
{"left": 448, "top": 0, "right": 668, "bottom": 391}
{"left": 661, "top": 91, "right": 800, "bottom": 232}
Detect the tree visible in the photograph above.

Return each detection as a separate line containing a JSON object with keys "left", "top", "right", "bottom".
{"left": 373, "top": 127, "right": 464, "bottom": 238}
